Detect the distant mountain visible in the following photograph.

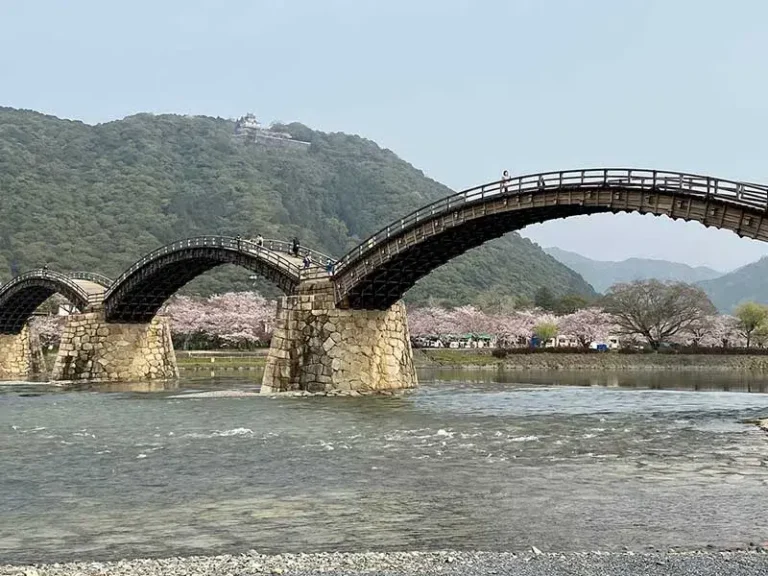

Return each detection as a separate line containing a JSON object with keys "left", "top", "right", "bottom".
{"left": 696, "top": 257, "right": 768, "bottom": 313}
{"left": 544, "top": 247, "right": 723, "bottom": 293}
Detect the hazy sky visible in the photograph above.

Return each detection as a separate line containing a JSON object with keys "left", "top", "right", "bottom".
{"left": 3, "top": 0, "right": 768, "bottom": 271}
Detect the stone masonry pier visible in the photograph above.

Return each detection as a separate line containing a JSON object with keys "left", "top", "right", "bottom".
{"left": 261, "top": 281, "right": 417, "bottom": 393}
{"left": 0, "top": 324, "right": 45, "bottom": 380}
{"left": 51, "top": 312, "right": 178, "bottom": 382}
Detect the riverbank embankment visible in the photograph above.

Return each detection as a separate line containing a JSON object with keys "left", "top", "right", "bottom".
{"left": 175, "top": 350, "right": 267, "bottom": 371}
{"left": 414, "top": 349, "right": 768, "bottom": 372}
{"left": 171, "top": 348, "right": 768, "bottom": 373}
{"left": 4, "top": 550, "right": 768, "bottom": 576}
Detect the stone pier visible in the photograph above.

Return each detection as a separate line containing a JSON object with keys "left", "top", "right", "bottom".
{"left": 261, "top": 281, "right": 417, "bottom": 393}
{"left": 51, "top": 312, "right": 178, "bottom": 382}
{"left": 0, "top": 324, "right": 44, "bottom": 380}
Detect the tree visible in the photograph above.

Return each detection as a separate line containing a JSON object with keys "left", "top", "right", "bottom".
{"left": 164, "top": 292, "right": 277, "bottom": 349}
{"left": 496, "top": 311, "right": 536, "bottom": 347}
{"left": 553, "top": 294, "right": 590, "bottom": 315}
{"left": 709, "top": 314, "right": 740, "bottom": 348}
{"left": 559, "top": 308, "right": 613, "bottom": 348}
{"left": 533, "top": 319, "right": 558, "bottom": 344}
{"left": 474, "top": 293, "right": 517, "bottom": 315}
{"left": 734, "top": 302, "right": 768, "bottom": 348}
{"left": 452, "top": 305, "right": 496, "bottom": 335}
{"left": 29, "top": 315, "right": 66, "bottom": 348}
{"left": 684, "top": 315, "right": 715, "bottom": 347}
{"left": 753, "top": 323, "right": 768, "bottom": 348}
{"left": 602, "top": 280, "right": 716, "bottom": 350}
{"left": 534, "top": 287, "right": 556, "bottom": 311}
{"left": 407, "top": 307, "right": 455, "bottom": 337}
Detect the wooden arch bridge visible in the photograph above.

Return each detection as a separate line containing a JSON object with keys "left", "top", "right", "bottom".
{"left": 2, "top": 168, "right": 768, "bottom": 334}
{"left": 3, "top": 167, "right": 768, "bottom": 389}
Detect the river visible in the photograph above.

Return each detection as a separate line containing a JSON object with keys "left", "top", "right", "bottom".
{"left": 1, "top": 369, "right": 768, "bottom": 564}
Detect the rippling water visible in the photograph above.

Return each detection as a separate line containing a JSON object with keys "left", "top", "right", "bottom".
{"left": 2, "top": 369, "right": 768, "bottom": 563}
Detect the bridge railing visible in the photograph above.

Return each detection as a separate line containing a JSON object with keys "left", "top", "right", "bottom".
{"left": 257, "top": 237, "right": 333, "bottom": 267}
{"left": 67, "top": 271, "right": 114, "bottom": 288}
{"left": 0, "top": 269, "right": 95, "bottom": 309}
{"left": 105, "top": 236, "right": 304, "bottom": 298}
{"left": 244, "top": 237, "right": 334, "bottom": 280}
{"left": 332, "top": 168, "right": 768, "bottom": 276}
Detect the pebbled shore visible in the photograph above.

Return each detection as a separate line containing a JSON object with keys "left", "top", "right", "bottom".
{"left": 4, "top": 550, "right": 768, "bottom": 576}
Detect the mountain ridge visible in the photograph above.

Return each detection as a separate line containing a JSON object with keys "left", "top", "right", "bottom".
{"left": 696, "top": 257, "right": 768, "bottom": 312}
{"left": 544, "top": 246, "right": 723, "bottom": 293}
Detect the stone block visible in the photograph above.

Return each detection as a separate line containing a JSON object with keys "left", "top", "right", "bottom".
{"left": 322, "top": 337, "right": 335, "bottom": 352}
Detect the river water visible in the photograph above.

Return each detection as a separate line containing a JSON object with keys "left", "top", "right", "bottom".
{"left": 2, "top": 369, "right": 768, "bottom": 564}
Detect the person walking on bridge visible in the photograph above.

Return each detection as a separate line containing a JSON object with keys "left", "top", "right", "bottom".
{"left": 302, "top": 253, "right": 312, "bottom": 269}
{"left": 292, "top": 237, "right": 300, "bottom": 257}
{"left": 255, "top": 234, "right": 263, "bottom": 248}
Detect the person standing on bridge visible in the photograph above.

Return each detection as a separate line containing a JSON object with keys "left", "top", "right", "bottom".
{"left": 292, "top": 237, "right": 300, "bottom": 257}
{"left": 303, "top": 254, "right": 312, "bottom": 269}
{"left": 325, "top": 258, "right": 334, "bottom": 274}
{"left": 255, "top": 234, "right": 263, "bottom": 248}
{"left": 501, "top": 169, "right": 511, "bottom": 193}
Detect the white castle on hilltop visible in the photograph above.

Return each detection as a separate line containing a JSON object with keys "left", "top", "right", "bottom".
{"left": 233, "top": 113, "right": 310, "bottom": 149}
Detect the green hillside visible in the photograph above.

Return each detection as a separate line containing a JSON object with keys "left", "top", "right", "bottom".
{"left": 0, "top": 107, "right": 595, "bottom": 306}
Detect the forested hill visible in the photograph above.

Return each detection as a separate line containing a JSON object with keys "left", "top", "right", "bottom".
{"left": 0, "top": 107, "right": 595, "bottom": 306}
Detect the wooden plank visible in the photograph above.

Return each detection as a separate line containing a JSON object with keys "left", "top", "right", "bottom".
{"left": 736, "top": 209, "right": 745, "bottom": 236}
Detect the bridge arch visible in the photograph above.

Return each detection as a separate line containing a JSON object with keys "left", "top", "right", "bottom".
{"left": 103, "top": 236, "right": 307, "bottom": 323}
{"left": 332, "top": 168, "right": 768, "bottom": 309}
{"left": 0, "top": 270, "right": 97, "bottom": 334}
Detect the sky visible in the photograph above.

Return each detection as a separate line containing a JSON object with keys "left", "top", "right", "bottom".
{"left": 2, "top": 0, "right": 768, "bottom": 272}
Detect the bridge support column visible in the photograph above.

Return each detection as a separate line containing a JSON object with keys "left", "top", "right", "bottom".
{"left": 0, "top": 324, "right": 45, "bottom": 380}
{"left": 261, "top": 282, "right": 417, "bottom": 394}
{"left": 51, "top": 312, "right": 178, "bottom": 382}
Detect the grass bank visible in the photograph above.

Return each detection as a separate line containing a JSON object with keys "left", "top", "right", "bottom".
{"left": 176, "top": 350, "right": 267, "bottom": 370}
{"left": 173, "top": 348, "right": 768, "bottom": 373}
{"left": 413, "top": 348, "right": 768, "bottom": 372}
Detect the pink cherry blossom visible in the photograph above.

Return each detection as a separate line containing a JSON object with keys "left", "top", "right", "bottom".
{"left": 559, "top": 308, "right": 614, "bottom": 348}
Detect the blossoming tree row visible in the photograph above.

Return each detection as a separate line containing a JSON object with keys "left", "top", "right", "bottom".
{"left": 26, "top": 283, "right": 768, "bottom": 351}
{"left": 407, "top": 305, "right": 746, "bottom": 348}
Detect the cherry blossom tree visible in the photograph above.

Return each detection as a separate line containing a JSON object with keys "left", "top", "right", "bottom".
{"left": 29, "top": 315, "right": 66, "bottom": 348}
{"left": 707, "top": 314, "right": 741, "bottom": 347}
{"left": 559, "top": 308, "right": 613, "bottom": 348}
{"left": 452, "top": 305, "right": 496, "bottom": 335}
{"left": 495, "top": 311, "right": 536, "bottom": 347}
{"left": 408, "top": 307, "right": 457, "bottom": 336}
{"left": 164, "top": 292, "right": 277, "bottom": 349}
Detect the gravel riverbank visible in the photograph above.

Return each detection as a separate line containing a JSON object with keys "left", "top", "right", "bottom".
{"left": 5, "top": 550, "right": 768, "bottom": 576}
